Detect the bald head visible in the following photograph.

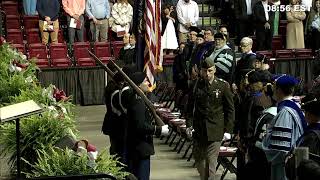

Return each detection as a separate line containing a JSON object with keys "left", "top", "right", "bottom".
{"left": 240, "top": 37, "right": 253, "bottom": 53}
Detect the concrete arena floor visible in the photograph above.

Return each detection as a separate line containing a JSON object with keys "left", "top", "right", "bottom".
{"left": 75, "top": 105, "right": 236, "bottom": 180}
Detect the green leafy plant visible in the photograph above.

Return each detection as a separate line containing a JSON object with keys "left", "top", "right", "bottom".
{"left": 0, "top": 43, "right": 127, "bottom": 179}
{"left": 24, "top": 147, "right": 129, "bottom": 180}
{"left": 0, "top": 111, "right": 76, "bottom": 172}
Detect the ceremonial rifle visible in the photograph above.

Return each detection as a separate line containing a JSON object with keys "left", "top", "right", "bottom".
{"left": 88, "top": 50, "right": 165, "bottom": 126}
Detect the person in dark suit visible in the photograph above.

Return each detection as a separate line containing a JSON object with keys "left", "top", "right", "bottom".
{"left": 253, "top": 0, "right": 275, "bottom": 50}
{"left": 125, "top": 72, "right": 169, "bottom": 180}
{"left": 234, "top": 0, "right": 258, "bottom": 44}
{"left": 235, "top": 37, "right": 257, "bottom": 89}
{"left": 186, "top": 57, "right": 235, "bottom": 180}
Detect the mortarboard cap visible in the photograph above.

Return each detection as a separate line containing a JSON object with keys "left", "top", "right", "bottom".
{"left": 247, "top": 70, "right": 271, "bottom": 84}
{"left": 274, "top": 75, "right": 299, "bottom": 87}
{"left": 214, "top": 32, "right": 226, "bottom": 40}
{"left": 189, "top": 26, "right": 201, "bottom": 33}
{"left": 255, "top": 53, "right": 266, "bottom": 62}
{"left": 197, "top": 32, "right": 204, "bottom": 39}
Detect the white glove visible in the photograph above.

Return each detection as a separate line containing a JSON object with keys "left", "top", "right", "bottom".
{"left": 161, "top": 125, "right": 170, "bottom": 136}
{"left": 186, "top": 127, "right": 194, "bottom": 138}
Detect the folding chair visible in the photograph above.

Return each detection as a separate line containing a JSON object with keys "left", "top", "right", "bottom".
{"left": 216, "top": 135, "right": 238, "bottom": 180}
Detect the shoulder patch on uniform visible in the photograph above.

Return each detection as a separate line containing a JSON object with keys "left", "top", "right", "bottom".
{"left": 217, "top": 78, "right": 226, "bottom": 83}
{"left": 217, "top": 78, "right": 230, "bottom": 88}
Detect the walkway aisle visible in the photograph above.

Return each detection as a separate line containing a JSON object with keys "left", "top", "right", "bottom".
{"left": 75, "top": 105, "right": 236, "bottom": 180}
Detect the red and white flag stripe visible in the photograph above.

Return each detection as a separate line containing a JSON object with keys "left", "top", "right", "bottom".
{"left": 144, "top": 0, "right": 163, "bottom": 91}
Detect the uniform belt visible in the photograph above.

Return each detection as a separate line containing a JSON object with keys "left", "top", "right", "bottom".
{"left": 96, "top": 17, "right": 107, "bottom": 20}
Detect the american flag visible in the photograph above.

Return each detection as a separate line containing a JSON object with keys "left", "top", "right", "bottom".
{"left": 144, "top": 0, "right": 163, "bottom": 91}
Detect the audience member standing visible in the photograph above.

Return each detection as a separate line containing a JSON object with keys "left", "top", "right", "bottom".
{"left": 86, "top": 0, "right": 110, "bottom": 42}
{"left": 219, "top": 25, "right": 235, "bottom": 50}
{"left": 253, "top": 0, "right": 275, "bottom": 50}
{"left": 206, "top": 33, "right": 235, "bottom": 84}
{"left": 110, "top": 0, "right": 133, "bottom": 40}
{"left": 36, "top": 0, "right": 60, "bottom": 45}
{"left": 118, "top": 33, "right": 135, "bottom": 65}
{"left": 161, "top": 5, "right": 178, "bottom": 55}
{"left": 176, "top": 0, "right": 199, "bottom": 43}
{"left": 23, "top": 0, "right": 37, "bottom": 15}
{"left": 234, "top": 0, "right": 258, "bottom": 44}
{"left": 62, "top": 0, "right": 86, "bottom": 44}
{"left": 286, "top": 0, "right": 306, "bottom": 49}
{"left": 306, "top": 0, "right": 320, "bottom": 52}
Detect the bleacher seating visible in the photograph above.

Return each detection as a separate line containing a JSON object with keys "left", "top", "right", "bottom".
{"left": 112, "top": 41, "right": 124, "bottom": 58}
{"left": 23, "top": 15, "right": 39, "bottom": 29}
{"left": 6, "top": 29, "right": 23, "bottom": 44}
{"left": 256, "top": 50, "right": 273, "bottom": 59}
{"left": 93, "top": 42, "right": 113, "bottom": 64}
{"left": 49, "top": 43, "right": 71, "bottom": 67}
{"left": 1, "top": 1, "right": 18, "bottom": 15}
{"left": 295, "top": 49, "right": 313, "bottom": 58}
{"left": 28, "top": 43, "right": 49, "bottom": 68}
{"left": 6, "top": 14, "right": 20, "bottom": 29}
{"left": 26, "top": 28, "right": 41, "bottom": 44}
{"left": 272, "top": 35, "right": 282, "bottom": 50}
{"left": 275, "top": 49, "right": 295, "bottom": 59}
{"left": 12, "top": 43, "right": 25, "bottom": 54}
{"left": 163, "top": 54, "right": 175, "bottom": 65}
{"left": 73, "top": 42, "right": 95, "bottom": 66}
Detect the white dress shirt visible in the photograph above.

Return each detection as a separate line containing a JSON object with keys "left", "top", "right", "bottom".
{"left": 262, "top": 1, "right": 269, "bottom": 21}
{"left": 176, "top": 0, "right": 199, "bottom": 33}
{"left": 246, "top": 0, "right": 252, "bottom": 15}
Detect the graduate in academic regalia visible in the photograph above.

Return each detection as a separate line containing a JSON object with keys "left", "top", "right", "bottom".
{"left": 262, "top": 75, "right": 308, "bottom": 180}
{"left": 237, "top": 70, "right": 273, "bottom": 180}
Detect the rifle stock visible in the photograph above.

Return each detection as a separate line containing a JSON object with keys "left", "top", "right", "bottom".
{"left": 88, "top": 50, "right": 164, "bottom": 126}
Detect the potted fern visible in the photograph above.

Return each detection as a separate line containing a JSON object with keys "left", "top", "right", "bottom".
{"left": 0, "top": 43, "right": 128, "bottom": 179}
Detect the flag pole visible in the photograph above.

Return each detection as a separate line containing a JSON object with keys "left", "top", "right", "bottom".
{"left": 88, "top": 50, "right": 165, "bottom": 126}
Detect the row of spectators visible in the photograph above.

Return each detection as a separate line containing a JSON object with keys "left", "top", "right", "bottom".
{"left": 161, "top": 0, "right": 320, "bottom": 52}
{"left": 14, "top": 0, "right": 320, "bottom": 52}
{"left": 21, "top": 0, "right": 133, "bottom": 44}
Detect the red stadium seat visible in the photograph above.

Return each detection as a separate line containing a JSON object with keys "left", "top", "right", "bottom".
{"left": 26, "top": 28, "right": 41, "bottom": 44}
{"left": 272, "top": 36, "right": 282, "bottom": 51}
{"left": 6, "top": 29, "right": 23, "bottom": 44}
{"left": 279, "top": 20, "right": 287, "bottom": 37}
{"left": 73, "top": 42, "right": 95, "bottom": 66}
{"left": 249, "top": 36, "right": 257, "bottom": 52}
{"left": 256, "top": 50, "right": 273, "bottom": 59}
{"left": 49, "top": 43, "right": 68, "bottom": 59}
{"left": 28, "top": 43, "right": 49, "bottom": 68}
{"left": 2, "top": 1, "right": 18, "bottom": 15}
{"left": 163, "top": 54, "right": 176, "bottom": 65}
{"left": 49, "top": 43, "right": 71, "bottom": 67}
{"left": 11, "top": 43, "right": 25, "bottom": 54}
{"left": 295, "top": 49, "right": 313, "bottom": 58}
{"left": 23, "top": 15, "right": 39, "bottom": 30}
{"left": 51, "top": 58, "right": 71, "bottom": 67}
{"left": 275, "top": 49, "right": 295, "bottom": 59}
{"left": 93, "top": 42, "right": 113, "bottom": 64}
{"left": 58, "top": 29, "right": 65, "bottom": 43}
{"left": 6, "top": 15, "right": 21, "bottom": 29}
{"left": 112, "top": 41, "right": 124, "bottom": 58}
